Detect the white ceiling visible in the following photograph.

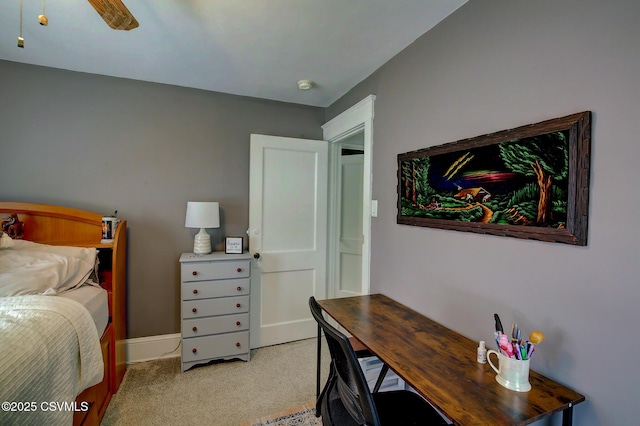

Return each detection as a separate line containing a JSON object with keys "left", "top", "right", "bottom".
{"left": 0, "top": 1, "right": 467, "bottom": 107}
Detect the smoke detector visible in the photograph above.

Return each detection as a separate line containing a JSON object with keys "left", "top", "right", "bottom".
{"left": 297, "top": 79, "right": 314, "bottom": 90}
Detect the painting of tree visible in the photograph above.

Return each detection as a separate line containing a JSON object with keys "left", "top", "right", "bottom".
{"left": 499, "top": 132, "right": 568, "bottom": 225}
{"left": 397, "top": 112, "right": 591, "bottom": 245}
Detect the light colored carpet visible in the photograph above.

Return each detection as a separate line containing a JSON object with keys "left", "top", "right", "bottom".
{"left": 101, "top": 338, "right": 328, "bottom": 426}
{"left": 239, "top": 402, "right": 321, "bottom": 426}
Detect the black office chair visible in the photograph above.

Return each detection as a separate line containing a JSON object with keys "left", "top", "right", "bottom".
{"left": 316, "top": 320, "right": 389, "bottom": 414}
{"left": 309, "top": 297, "right": 449, "bottom": 426}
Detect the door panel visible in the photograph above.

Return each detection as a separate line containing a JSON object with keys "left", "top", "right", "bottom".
{"left": 249, "top": 134, "right": 328, "bottom": 348}
{"left": 262, "top": 270, "right": 315, "bottom": 324}
{"left": 262, "top": 149, "right": 317, "bottom": 251}
{"left": 337, "top": 154, "right": 364, "bottom": 297}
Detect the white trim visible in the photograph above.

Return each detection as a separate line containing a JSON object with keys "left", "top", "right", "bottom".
{"left": 322, "top": 95, "right": 375, "bottom": 140}
{"left": 323, "top": 95, "right": 375, "bottom": 297}
{"left": 126, "top": 333, "right": 181, "bottom": 364}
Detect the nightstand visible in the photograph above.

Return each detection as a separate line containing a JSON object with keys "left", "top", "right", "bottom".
{"left": 179, "top": 252, "right": 252, "bottom": 372}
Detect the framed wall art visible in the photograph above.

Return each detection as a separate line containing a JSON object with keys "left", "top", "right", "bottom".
{"left": 397, "top": 111, "right": 591, "bottom": 245}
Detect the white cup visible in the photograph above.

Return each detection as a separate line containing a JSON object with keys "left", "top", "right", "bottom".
{"left": 487, "top": 350, "right": 531, "bottom": 392}
{"left": 101, "top": 216, "right": 119, "bottom": 243}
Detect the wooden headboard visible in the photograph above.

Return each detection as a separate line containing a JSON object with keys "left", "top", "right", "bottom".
{"left": 1, "top": 202, "right": 109, "bottom": 246}
{"left": 0, "top": 201, "right": 128, "bottom": 392}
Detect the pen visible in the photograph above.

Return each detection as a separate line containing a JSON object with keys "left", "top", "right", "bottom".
{"left": 511, "top": 323, "right": 519, "bottom": 345}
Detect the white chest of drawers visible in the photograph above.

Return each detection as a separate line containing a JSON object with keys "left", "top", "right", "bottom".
{"left": 180, "top": 252, "right": 252, "bottom": 372}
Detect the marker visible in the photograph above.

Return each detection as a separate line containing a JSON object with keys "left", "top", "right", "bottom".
{"left": 494, "top": 313, "right": 504, "bottom": 334}
{"left": 498, "top": 334, "right": 514, "bottom": 357}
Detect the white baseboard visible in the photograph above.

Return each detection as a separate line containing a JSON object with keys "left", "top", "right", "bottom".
{"left": 126, "top": 333, "right": 181, "bottom": 364}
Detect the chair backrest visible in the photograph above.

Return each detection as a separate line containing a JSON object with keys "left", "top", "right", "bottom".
{"left": 309, "top": 297, "right": 380, "bottom": 425}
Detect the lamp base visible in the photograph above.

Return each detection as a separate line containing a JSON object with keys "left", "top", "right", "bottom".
{"left": 193, "top": 228, "right": 212, "bottom": 254}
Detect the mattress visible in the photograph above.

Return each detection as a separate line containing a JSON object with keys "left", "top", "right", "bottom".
{"left": 59, "top": 284, "right": 109, "bottom": 337}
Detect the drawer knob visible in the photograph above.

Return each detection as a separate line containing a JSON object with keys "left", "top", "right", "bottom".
{"left": 192, "top": 326, "right": 198, "bottom": 332}
{"left": 193, "top": 289, "right": 199, "bottom": 294}
{"left": 192, "top": 271, "right": 198, "bottom": 276}
{"left": 192, "top": 308, "right": 198, "bottom": 313}
{"left": 237, "top": 267, "right": 242, "bottom": 273}
{"left": 236, "top": 303, "right": 241, "bottom": 308}
{"left": 237, "top": 286, "right": 242, "bottom": 291}
{"left": 236, "top": 342, "right": 241, "bottom": 347}
{"left": 192, "top": 348, "right": 197, "bottom": 353}
{"left": 236, "top": 321, "right": 241, "bottom": 326}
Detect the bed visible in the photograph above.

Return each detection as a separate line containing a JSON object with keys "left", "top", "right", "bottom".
{"left": 0, "top": 202, "right": 127, "bottom": 426}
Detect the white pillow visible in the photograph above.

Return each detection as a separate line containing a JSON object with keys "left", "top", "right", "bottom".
{"left": 0, "top": 233, "right": 14, "bottom": 249}
{"left": 0, "top": 240, "right": 97, "bottom": 296}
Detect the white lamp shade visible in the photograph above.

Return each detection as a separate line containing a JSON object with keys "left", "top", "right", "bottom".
{"left": 185, "top": 202, "right": 220, "bottom": 228}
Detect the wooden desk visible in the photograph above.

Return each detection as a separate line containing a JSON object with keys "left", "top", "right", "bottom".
{"left": 318, "top": 294, "right": 585, "bottom": 426}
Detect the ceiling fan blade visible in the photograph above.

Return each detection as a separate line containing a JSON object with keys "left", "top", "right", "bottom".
{"left": 87, "top": 0, "right": 139, "bottom": 30}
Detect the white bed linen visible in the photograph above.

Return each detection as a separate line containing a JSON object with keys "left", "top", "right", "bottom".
{"left": 0, "top": 240, "right": 97, "bottom": 296}
{"left": 0, "top": 295, "right": 104, "bottom": 425}
{"left": 59, "top": 284, "right": 109, "bottom": 337}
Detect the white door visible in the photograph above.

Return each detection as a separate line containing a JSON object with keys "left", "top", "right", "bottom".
{"left": 336, "top": 153, "right": 364, "bottom": 298}
{"left": 249, "top": 134, "right": 328, "bottom": 348}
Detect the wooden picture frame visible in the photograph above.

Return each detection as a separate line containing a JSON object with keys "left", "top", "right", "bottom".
{"left": 397, "top": 111, "right": 591, "bottom": 245}
{"left": 225, "top": 237, "right": 243, "bottom": 254}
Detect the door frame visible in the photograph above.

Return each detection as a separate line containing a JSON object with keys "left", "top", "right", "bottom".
{"left": 322, "top": 95, "right": 375, "bottom": 298}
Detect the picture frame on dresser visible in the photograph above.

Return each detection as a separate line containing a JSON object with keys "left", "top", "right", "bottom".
{"left": 225, "top": 236, "right": 243, "bottom": 254}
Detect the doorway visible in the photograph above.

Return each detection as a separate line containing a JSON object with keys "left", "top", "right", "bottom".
{"left": 248, "top": 95, "right": 375, "bottom": 348}
{"left": 323, "top": 95, "right": 375, "bottom": 298}
{"left": 333, "top": 137, "right": 364, "bottom": 298}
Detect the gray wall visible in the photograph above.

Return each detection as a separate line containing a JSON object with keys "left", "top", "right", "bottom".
{"left": 328, "top": 0, "right": 638, "bottom": 425}
{"left": 0, "top": 60, "right": 324, "bottom": 337}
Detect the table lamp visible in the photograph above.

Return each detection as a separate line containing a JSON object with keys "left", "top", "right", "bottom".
{"left": 185, "top": 201, "right": 220, "bottom": 254}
